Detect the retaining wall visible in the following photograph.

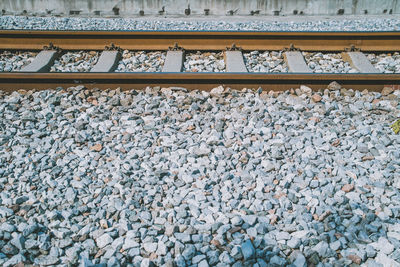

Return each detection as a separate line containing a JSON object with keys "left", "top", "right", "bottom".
{"left": 1, "top": 0, "right": 399, "bottom": 16}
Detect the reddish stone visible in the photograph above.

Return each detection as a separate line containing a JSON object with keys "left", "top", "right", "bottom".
{"left": 342, "top": 184, "right": 354, "bottom": 193}
{"left": 347, "top": 254, "right": 362, "bottom": 265}
{"left": 210, "top": 239, "right": 221, "bottom": 247}
{"left": 90, "top": 144, "right": 103, "bottom": 152}
{"left": 312, "top": 94, "right": 322, "bottom": 102}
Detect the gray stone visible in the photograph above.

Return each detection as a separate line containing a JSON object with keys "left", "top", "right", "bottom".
{"left": 165, "top": 225, "right": 179, "bottom": 236}
{"left": 231, "top": 246, "right": 243, "bottom": 260}
{"left": 357, "top": 143, "right": 369, "bottom": 153}
{"left": 182, "top": 244, "right": 196, "bottom": 260}
{"left": 96, "top": 233, "right": 113, "bottom": 248}
{"left": 313, "top": 241, "right": 332, "bottom": 258}
{"left": 10, "top": 234, "right": 25, "bottom": 250}
{"left": 123, "top": 238, "right": 139, "bottom": 250}
{"left": 198, "top": 260, "right": 209, "bottom": 267}
{"left": 276, "top": 231, "right": 291, "bottom": 241}
{"left": 330, "top": 240, "right": 341, "bottom": 251}
{"left": 156, "top": 241, "right": 167, "bottom": 256}
{"left": 241, "top": 240, "right": 256, "bottom": 260}
{"left": 175, "top": 233, "right": 191, "bottom": 243}
{"left": 291, "top": 251, "right": 307, "bottom": 267}
{"left": 192, "top": 254, "right": 206, "bottom": 264}
{"left": 287, "top": 237, "right": 301, "bottom": 249}
{"left": 34, "top": 255, "right": 59, "bottom": 266}
{"left": 0, "top": 223, "right": 16, "bottom": 233}
{"left": 24, "top": 239, "right": 39, "bottom": 249}
{"left": 108, "top": 256, "right": 121, "bottom": 267}
{"left": 143, "top": 242, "right": 158, "bottom": 253}
{"left": 1, "top": 244, "right": 18, "bottom": 255}
{"left": 269, "top": 255, "right": 286, "bottom": 266}
{"left": 219, "top": 251, "right": 235, "bottom": 264}
{"left": 377, "top": 237, "right": 394, "bottom": 255}
{"left": 366, "top": 245, "right": 376, "bottom": 258}
{"left": 3, "top": 254, "right": 25, "bottom": 267}
{"left": 231, "top": 216, "right": 243, "bottom": 226}
{"left": 65, "top": 187, "right": 77, "bottom": 203}
{"left": 140, "top": 258, "right": 154, "bottom": 267}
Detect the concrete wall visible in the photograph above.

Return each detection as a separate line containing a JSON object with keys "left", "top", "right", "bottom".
{"left": 1, "top": 0, "right": 399, "bottom": 16}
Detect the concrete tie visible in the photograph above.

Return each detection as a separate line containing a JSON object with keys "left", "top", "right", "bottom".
{"left": 162, "top": 51, "right": 184, "bottom": 72}
{"left": 284, "top": 51, "right": 312, "bottom": 73}
{"left": 342, "top": 52, "right": 379, "bottom": 73}
{"left": 91, "top": 51, "right": 121, "bottom": 72}
{"left": 225, "top": 51, "right": 248, "bottom": 72}
{"left": 20, "top": 50, "right": 58, "bottom": 72}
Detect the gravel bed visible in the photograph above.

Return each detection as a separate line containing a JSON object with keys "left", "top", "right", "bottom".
{"left": 302, "top": 52, "right": 359, "bottom": 73}
{"left": 184, "top": 52, "right": 225, "bottom": 72}
{"left": 0, "top": 51, "right": 37, "bottom": 72}
{"left": 0, "top": 83, "right": 399, "bottom": 266}
{"left": 115, "top": 50, "right": 166, "bottom": 72}
{"left": 50, "top": 51, "right": 99, "bottom": 72}
{"left": 1, "top": 16, "right": 400, "bottom": 31}
{"left": 244, "top": 51, "right": 288, "bottom": 72}
{"left": 367, "top": 53, "right": 400, "bottom": 73}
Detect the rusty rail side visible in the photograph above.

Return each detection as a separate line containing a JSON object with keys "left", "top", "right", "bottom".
{"left": 0, "top": 72, "right": 399, "bottom": 91}
{"left": 0, "top": 31, "right": 400, "bottom": 51}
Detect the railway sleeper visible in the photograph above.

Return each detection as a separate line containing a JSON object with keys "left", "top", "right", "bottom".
{"left": 341, "top": 51, "right": 380, "bottom": 73}
{"left": 283, "top": 51, "right": 313, "bottom": 73}
{"left": 7, "top": 48, "right": 400, "bottom": 74}
{"left": 91, "top": 51, "right": 121, "bottom": 72}
{"left": 162, "top": 50, "right": 185, "bottom": 72}
{"left": 19, "top": 50, "right": 58, "bottom": 72}
{"left": 224, "top": 50, "right": 248, "bottom": 72}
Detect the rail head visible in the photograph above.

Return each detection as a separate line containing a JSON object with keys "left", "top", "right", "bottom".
{"left": 0, "top": 72, "right": 399, "bottom": 92}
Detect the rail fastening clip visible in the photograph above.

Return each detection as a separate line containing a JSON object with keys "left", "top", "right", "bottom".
{"left": 43, "top": 42, "right": 61, "bottom": 53}
{"left": 226, "top": 43, "right": 242, "bottom": 51}
{"left": 168, "top": 43, "right": 185, "bottom": 52}
{"left": 105, "top": 43, "right": 122, "bottom": 53}
{"left": 345, "top": 45, "right": 361, "bottom": 52}
{"left": 284, "top": 44, "right": 300, "bottom": 52}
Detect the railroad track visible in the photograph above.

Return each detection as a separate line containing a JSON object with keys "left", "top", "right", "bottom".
{"left": 0, "top": 30, "right": 400, "bottom": 91}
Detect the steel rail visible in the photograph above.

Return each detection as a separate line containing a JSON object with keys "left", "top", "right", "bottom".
{"left": 1, "top": 30, "right": 400, "bottom": 51}
{"left": 0, "top": 72, "right": 399, "bottom": 91}
{"left": 1, "top": 30, "right": 400, "bottom": 92}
